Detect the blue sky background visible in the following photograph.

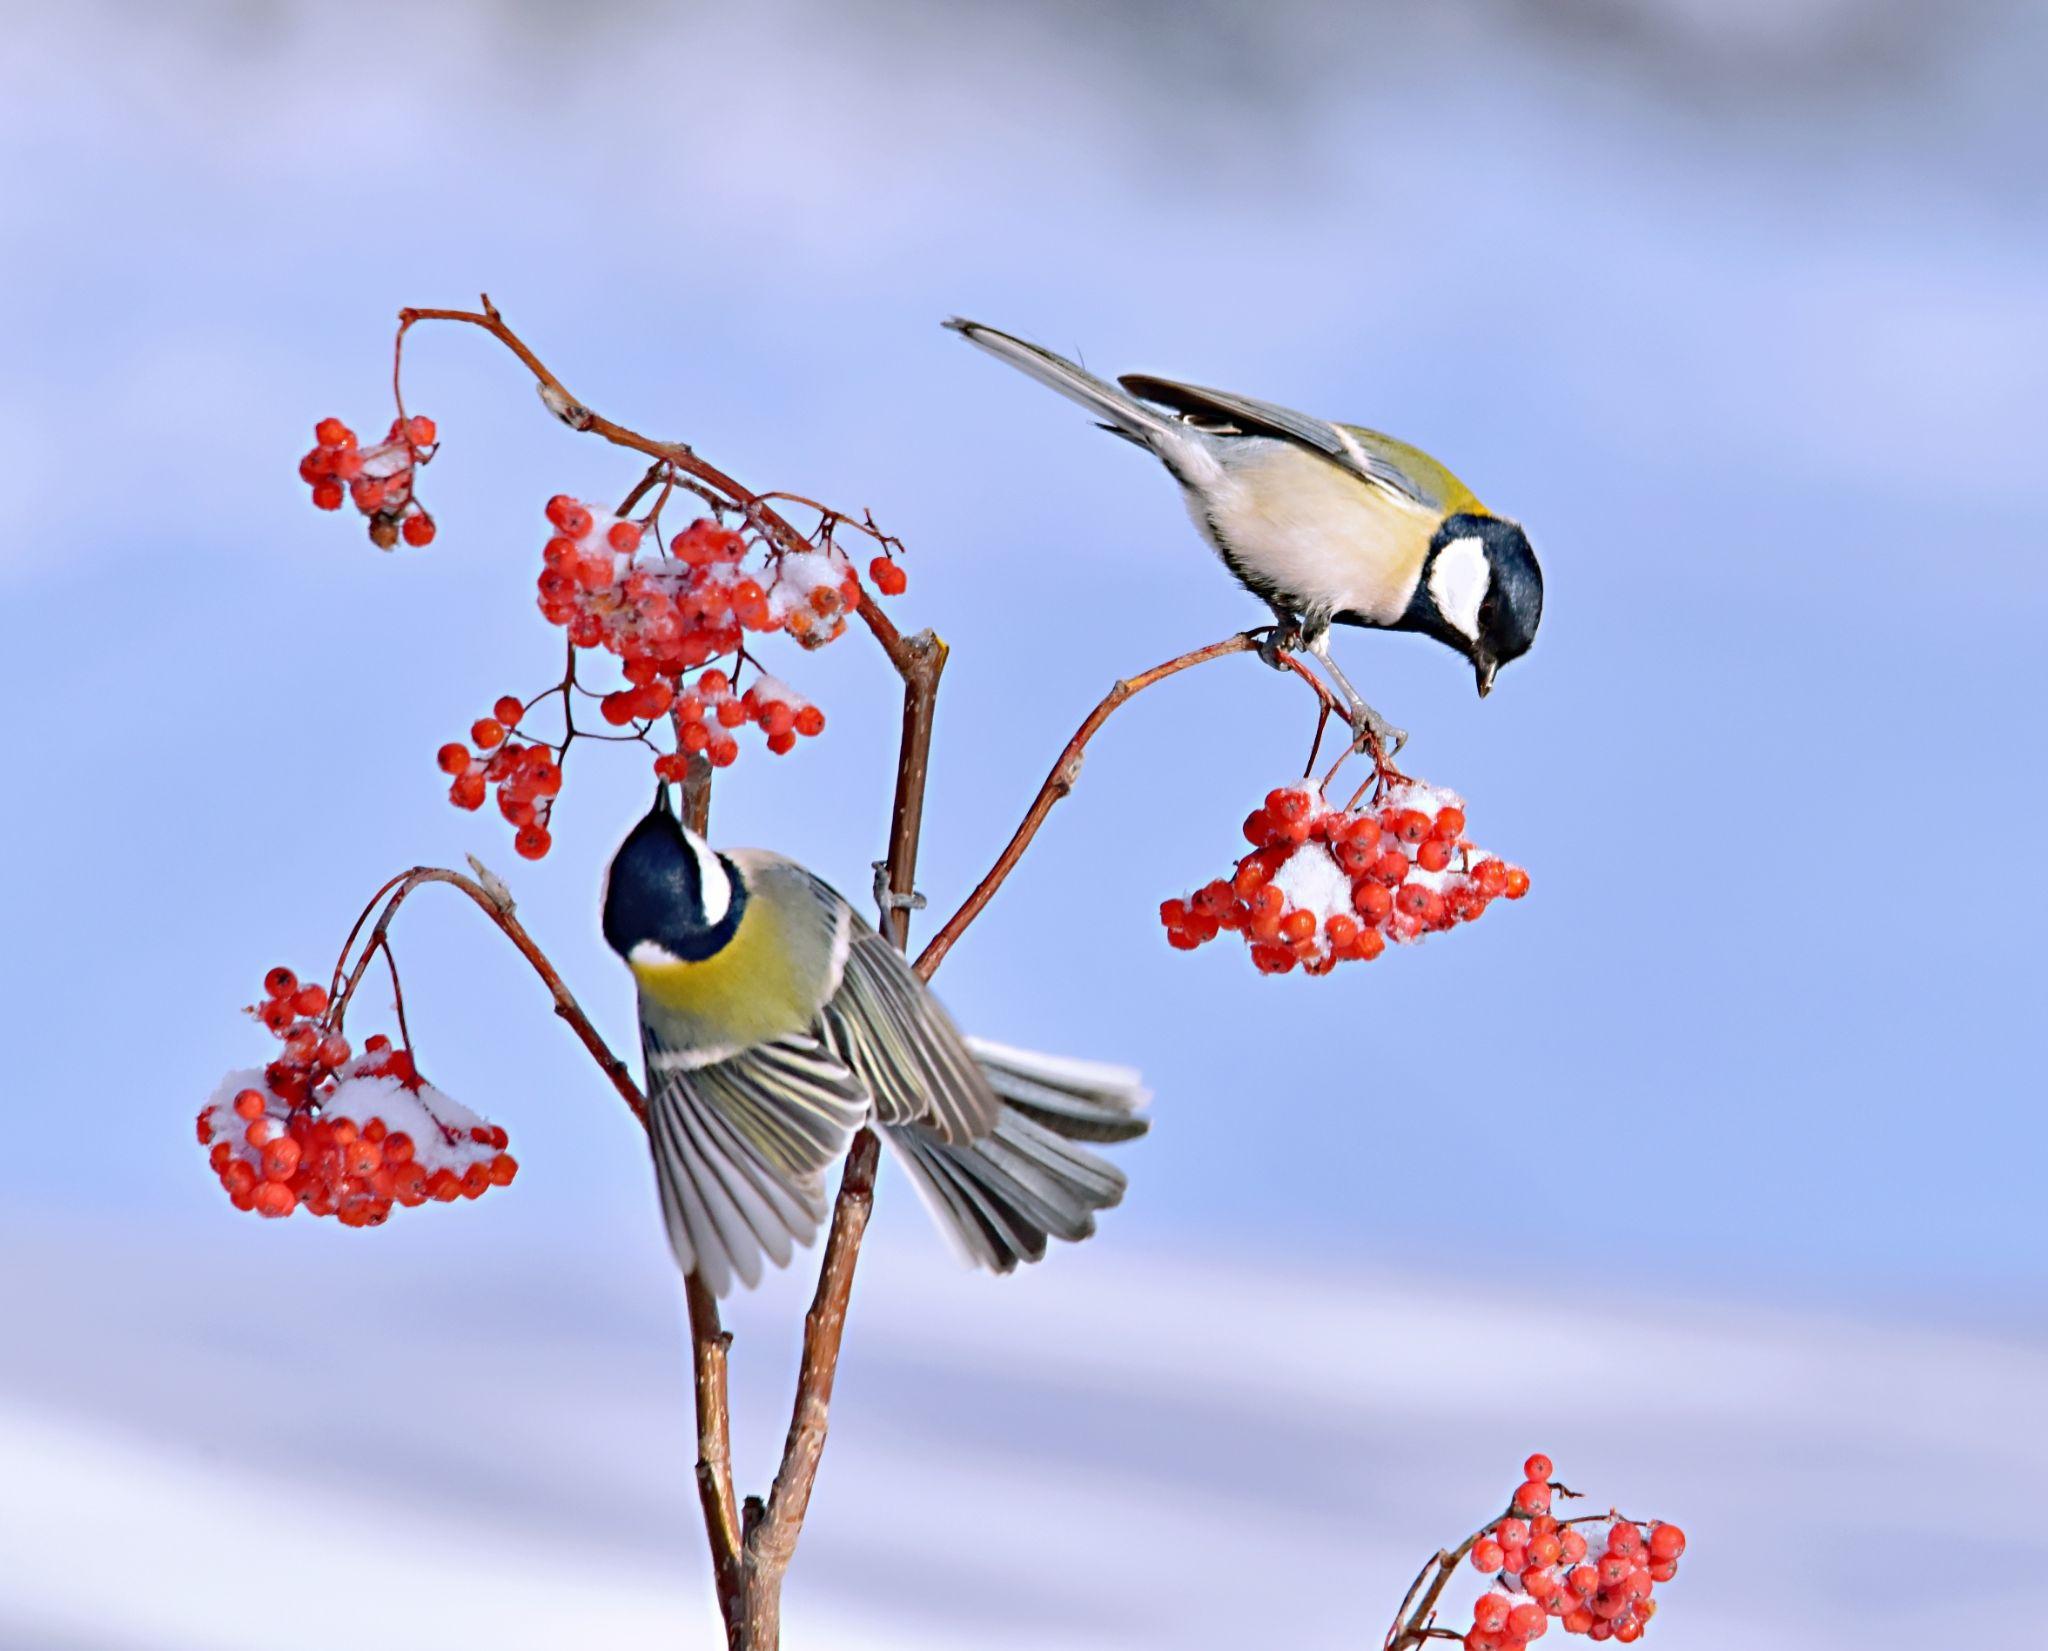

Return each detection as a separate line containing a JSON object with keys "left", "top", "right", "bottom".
{"left": 1, "top": 3, "right": 2044, "bottom": 1643}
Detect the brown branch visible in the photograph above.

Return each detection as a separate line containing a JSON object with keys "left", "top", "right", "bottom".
{"left": 739, "top": 629, "right": 947, "bottom": 1646}
{"left": 322, "top": 863, "right": 746, "bottom": 1621}
{"left": 913, "top": 633, "right": 1341, "bottom": 981}
{"left": 392, "top": 297, "right": 946, "bottom": 1647}
{"left": 678, "top": 768, "right": 744, "bottom": 1633}
{"left": 392, "top": 299, "right": 918, "bottom": 675}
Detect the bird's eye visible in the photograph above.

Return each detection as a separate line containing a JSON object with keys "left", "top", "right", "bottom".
{"left": 1479, "top": 600, "right": 1497, "bottom": 627}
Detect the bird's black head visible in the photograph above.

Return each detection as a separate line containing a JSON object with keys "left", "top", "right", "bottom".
{"left": 601, "top": 786, "right": 745, "bottom": 964}
{"left": 1408, "top": 512, "right": 1544, "bottom": 697}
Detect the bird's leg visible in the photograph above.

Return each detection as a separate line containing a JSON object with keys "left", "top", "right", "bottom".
{"left": 1305, "top": 630, "right": 1407, "bottom": 758}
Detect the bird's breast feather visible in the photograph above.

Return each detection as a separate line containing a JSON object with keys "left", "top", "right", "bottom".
{"left": 1198, "top": 441, "right": 1435, "bottom": 625}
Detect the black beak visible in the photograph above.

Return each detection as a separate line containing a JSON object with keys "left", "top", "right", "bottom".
{"left": 651, "top": 778, "right": 675, "bottom": 816}
{"left": 1475, "top": 656, "right": 1498, "bottom": 699}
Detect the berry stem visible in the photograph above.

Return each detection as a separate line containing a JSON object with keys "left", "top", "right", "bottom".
{"left": 912, "top": 633, "right": 1342, "bottom": 981}
{"left": 326, "top": 867, "right": 647, "bottom": 1127}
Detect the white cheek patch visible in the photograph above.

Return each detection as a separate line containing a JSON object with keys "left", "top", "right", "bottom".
{"left": 686, "top": 832, "right": 733, "bottom": 926}
{"left": 1429, "top": 536, "right": 1490, "bottom": 642}
{"left": 629, "top": 939, "right": 682, "bottom": 967}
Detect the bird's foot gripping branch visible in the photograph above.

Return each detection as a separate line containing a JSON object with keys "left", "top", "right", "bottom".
{"left": 206, "top": 298, "right": 1545, "bottom": 1647}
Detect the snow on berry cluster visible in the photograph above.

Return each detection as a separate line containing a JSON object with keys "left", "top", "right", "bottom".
{"left": 1160, "top": 778, "right": 1528, "bottom": 974}
{"left": 1460, "top": 1457, "right": 1685, "bottom": 1647}
{"left": 537, "top": 500, "right": 897, "bottom": 669}
{"left": 298, "top": 415, "right": 438, "bottom": 547}
{"left": 196, "top": 967, "right": 516, "bottom": 1225}
{"left": 438, "top": 696, "right": 563, "bottom": 860}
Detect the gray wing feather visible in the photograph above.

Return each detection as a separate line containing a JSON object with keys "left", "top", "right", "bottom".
{"left": 1118, "top": 374, "right": 1429, "bottom": 507}
{"left": 642, "top": 1017, "right": 862, "bottom": 1296}
{"left": 824, "top": 927, "right": 1000, "bottom": 1142}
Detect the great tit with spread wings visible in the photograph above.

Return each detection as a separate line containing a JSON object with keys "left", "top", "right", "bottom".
{"left": 602, "top": 787, "right": 1148, "bottom": 1295}
{"left": 945, "top": 318, "right": 1544, "bottom": 750}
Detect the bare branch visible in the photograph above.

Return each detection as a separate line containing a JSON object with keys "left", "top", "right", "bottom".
{"left": 914, "top": 633, "right": 1341, "bottom": 980}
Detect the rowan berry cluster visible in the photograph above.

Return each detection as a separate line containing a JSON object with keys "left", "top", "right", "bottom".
{"left": 438, "top": 696, "right": 562, "bottom": 860}
{"left": 1458, "top": 1457, "right": 1684, "bottom": 1647}
{"left": 537, "top": 501, "right": 890, "bottom": 670}
{"left": 1160, "top": 779, "right": 1528, "bottom": 974}
{"left": 650, "top": 670, "right": 826, "bottom": 774}
{"left": 297, "top": 415, "right": 438, "bottom": 547}
{"left": 196, "top": 967, "right": 515, "bottom": 1225}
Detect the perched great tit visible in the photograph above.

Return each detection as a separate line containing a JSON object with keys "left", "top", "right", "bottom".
{"left": 946, "top": 318, "right": 1544, "bottom": 748}
{"left": 602, "top": 787, "right": 1149, "bottom": 1295}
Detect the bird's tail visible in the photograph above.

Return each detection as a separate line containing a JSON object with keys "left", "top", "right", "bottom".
{"left": 884, "top": 1037, "right": 1150, "bottom": 1274}
{"left": 943, "top": 317, "right": 1206, "bottom": 474}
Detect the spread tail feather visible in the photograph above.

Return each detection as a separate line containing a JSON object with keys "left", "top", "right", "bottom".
{"left": 887, "top": 1038, "right": 1150, "bottom": 1274}
{"left": 943, "top": 317, "right": 1211, "bottom": 482}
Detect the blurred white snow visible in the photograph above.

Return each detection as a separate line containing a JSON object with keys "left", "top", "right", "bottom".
{"left": 2, "top": 1222, "right": 2038, "bottom": 1649}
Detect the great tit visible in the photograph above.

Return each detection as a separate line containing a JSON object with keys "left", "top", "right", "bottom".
{"left": 602, "top": 787, "right": 1149, "bottom": 1295}
{"left": 945, "top": 318, "right": 1544, "bottom": 748}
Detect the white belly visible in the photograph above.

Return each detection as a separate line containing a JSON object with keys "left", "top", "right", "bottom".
{"left": 1189, "top": 440, "right": 1433, "bottom": 626}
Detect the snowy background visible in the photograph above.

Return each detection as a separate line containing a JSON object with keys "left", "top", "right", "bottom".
{"left": 3, "top": 1, "right": 2044, "bottom": 1646}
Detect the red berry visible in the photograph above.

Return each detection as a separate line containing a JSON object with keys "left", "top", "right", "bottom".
{"left": 1515, "top": 1480, "right": 1554, "bottom": 1516}
{"left": 1524, "top": 1454, "right": 1553, "bottom": 1483}
{"left": 514, "top": 824, "right": 552, "bottom": 860}
{"left": 1435, "top": 807, "right": 1467, "bottom": 839}
{"left": 545, "top": 496, "right": 593, "bottom": 538}
{"left": 405, "top": 415, "right": 437, "bottom": 447}
{"left": 794, "top": 704, "right": 825, "bottom": 737}
{"left": 314, "top": 417, "right": 353, "bottom": 447}
{"left": 437, "top": 742, "right": 472, "bottom": 775}
{"left": 311, "top": 480, "right": 344, "bottom": 510}
{"left": 1417, "top": 837, "right": 1453, "bottom": 873}
{"left": 232, "top": 1088, "right": 266, "bottom": 1121}
{"left": 252, "top": 1181, "right": 296, "bottom": 1218}
{"left": 870, "top": 556, "right": 907, "bottom": 596}
{"left": 1394, "top": 809, "right": 1433, "bottom": 844}
{"left": 264, "top": 967, "right": 297, "bottom": 1000}
{"left": 1647, "top": 1524, "right": 1685, "bottom": 1562}
{"left": 708, "top": 736, "right": 739, "bottom": 768}
{"left": 1472, "top": 1539, "right": 1505, "bottom": 1573}
{"left": 1504, "top": 867, "right": 1531, "bottom": 899}
{"left": 401, "top": 512, "right": 436, "bottom": 547}
{"left": 450, "top": 770, "right": 487, "bottom": 810}
{"left": 1473, "top": 1595, "right": 1509, "bottom": 1632}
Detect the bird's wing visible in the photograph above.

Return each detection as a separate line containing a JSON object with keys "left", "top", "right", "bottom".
{"left": 816, "top": 922, "right": 1003, "bottom": 1145}
{"left": 726, "top": 848, "right": 1003, "bottom": 1145}
{"left": 1118, "top": 374, "right": 1437, "bottom": 509}
{"left": 642, "top": 1015, "right": 869, "bottom": 1296}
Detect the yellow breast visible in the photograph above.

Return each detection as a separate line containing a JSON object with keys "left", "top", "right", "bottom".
{"left": 631, "top": 898, "right": 817, "bottom": 1049}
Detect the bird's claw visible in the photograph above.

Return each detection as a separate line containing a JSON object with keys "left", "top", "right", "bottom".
{"left": 872, "top": 860, "right": 927, "bottom": 915}
{"left": 1351, "top": 705, "right": 1407, "bottom": 760}
{"left": 1250, "top": 622, "right": 1303, "bottom": 672}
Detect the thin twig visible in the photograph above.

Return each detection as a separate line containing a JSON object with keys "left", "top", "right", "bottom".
{"left": 330, "top": 868, "right": 644, "bottom": 1124}
{"left": 913, "top": 633, "right": 1340, "bottom": 980}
